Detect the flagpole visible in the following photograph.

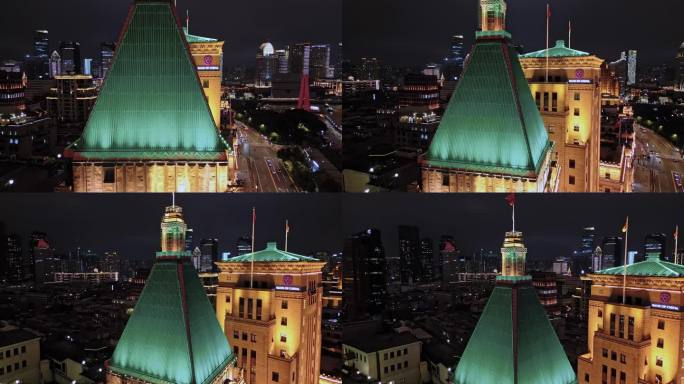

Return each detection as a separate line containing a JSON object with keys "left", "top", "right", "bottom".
{"left": 250, "top": 207, "right": 255, "bottom": 289}
{"left": 546, "top": 4, "right": 550, "bottom": 83}
{"left": 622, "top": 216, "right": 628, "bottom": 305}
{"left": 675, "top": 225, "right": 679, "bottom": 264}
{"left": 285, "top": 219, "right": 289, "bottom": 252}
{"left": 568, "top": 20, "right": 571, "bottom": 48}
{"left": 512, "top": 203, "right": 516, "bottom": 232}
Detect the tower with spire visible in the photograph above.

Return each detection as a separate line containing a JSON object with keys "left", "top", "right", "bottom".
{"left": 421, "top": 0, "right": 556, "bottom": 193}
{"left": 452, "top": 200, "right": 576, "bottom": 384}
{"left": 106, "top": 201, "right": 241, "bottom": 384}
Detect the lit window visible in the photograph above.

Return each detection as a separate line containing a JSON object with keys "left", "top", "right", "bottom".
{"left": 574, "top": 92, "right": 580, "bottom": 101}
{"left": 656, "top": 357, "right": 663, "bottom": 367}
{"left": 281, "top": 317, "right": 288, "bottom": 326}
{"left": 574, "top": 108, "right": 580, "bottom": 116}
{"left": 280, "top": 334, "right": 287, "bottom": 343}
{"left": 281, "top": 300, "right": 288, "bottom": 310}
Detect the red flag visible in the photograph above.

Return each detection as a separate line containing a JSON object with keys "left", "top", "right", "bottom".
{"left": 286, "top": 220, "right": 290, "bottom": 234}
{"left": 252, "top": 207, "right": 256, "bottom": 223}
{"left": 675, "top": 225, "right": 679, "bottom": 239}
{"left": 506, "top": 193, "right": 516, "bottom": 207}
{"left": 622, "top": 216, "right": 629, "bottom": 233}
{"left": 547, "top": 4, "right": 551, "bottom": 18}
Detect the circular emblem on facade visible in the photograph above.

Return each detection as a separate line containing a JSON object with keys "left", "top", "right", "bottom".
{"left": 660, "top": 292, "right": 671, "bottom": 303}
{"left": 203, "top": 55, "right": 213, "bottom": 65}
{"left": 575, "top": 69, "right": 585, "bottom": 79}
{"left": 283, "top": 275, "right": 293, "bottom": 286}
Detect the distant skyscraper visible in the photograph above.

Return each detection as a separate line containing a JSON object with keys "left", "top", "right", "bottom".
{"left": 677, "top": 42, "right": 684, "bottom": 91}
{"left": 27, "top": 30, "right": 50, "bottom": 79}
{"left": 30, "top": 232, "right": 59, "bottom": 285}
{"left": 398, "top": 225, "right": 421, "bottom": 284}
{"left": 601, "top": 236, "right": 623, "bottom": 269}
{"left": 358, "top": 57, "right": 380, "bottom": 80}
{"left": 49, "top": 51, "right": 61, "bottom": 78}
{"left": 440, "top": 235, "right": 460, "bottom": 287}
{"left": 100, "top": 251, "right": 120, "bottom": 272}
{"left": 82, "top": 58, "right": 93, "bottom": 76}
{"left": 6, "top": 234, "right": 23, "bottom": 283}
{"left": 58, "top": 41, "right": 81, "bottom": 74}
{"left": 185, "top": 228, "right": 194, "bottom": 252}
{"left": 343, "top": 229, "right": 387, "bottom": 319}
{"left": 288, "top": 42, "right": 311, "bottom": 76}
{"left": 419, "top": 238, "right": 434, "bottom": 282}
{"left": 443, "top": 34, "right": 465, "bottom": 81}
{"left": 644, "top": 233, "right": 667, "bottom": 261}
{"left": 310, "top": 44, "right": 331, "bottom": 80}
{"left": 236, "top": 236, "right": 252, "bottom": 256}
{"left": 100, "top": 42, "right": 116, "bottom": 79}
{"left": 199, "top": 238, "right": 219, "bottom": 272}
{"left": 255, "top": 42, "right": 276, "bottom": 87}
{"left": 274, "top": 49, "right": 289, "bottom": 74}
{"left": 575, "top": 227, "right": 596, "bottom": 274}
{"left": 627, "top": 50, "right": 637, "bottom": 85}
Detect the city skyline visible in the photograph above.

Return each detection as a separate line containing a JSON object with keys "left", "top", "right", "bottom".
{"left": 342, "top": 194, "right": 683, "bottom": 262}
{"left": 0, "top": 194, "right": 341, "bottom": 260}
{"left": 0, "top": 0, "right": 342, "bottom": 68}
{"left": 344, "top": 0, "right": 684, "bottom": 67}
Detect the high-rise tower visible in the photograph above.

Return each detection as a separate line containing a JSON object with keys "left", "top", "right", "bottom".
{"left": 452, "top": 220, "right": 575, "bottom": 383}
{"left": 421, "top": 0, "right": 555, "bottom": 192}
{"left": 66, "top": 0, "right": 236, "bottom": 192}
{"left": 106, "top": 202, "right": 240, "bottom": 384}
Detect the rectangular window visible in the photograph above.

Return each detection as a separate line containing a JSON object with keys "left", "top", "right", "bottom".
{"left": 233, "top": 330, "right": 239, "bottom": 339}
{"left": 13, "top": 348, "right": 18, "bottom": 356}
{"left": 584, "top": 373, "right": 589, "bottom": 382}
{"left": 611, "top": 351, "right": 617, "bottom": 361}
{"left": 569, "top": 175, "right": 575, "bottom": 185}
{"left": 628, "top": 317, "right": 634, "bottom": 341}
{"left": 552, "top": 92, "right": 558, "bottom": 112}
{"left": 247, "top": 298, "right": 253, "bottom": 320}
{"left": 657, "top": 338, "right": 664, "bottom": 348}
{"left": 598, "top": 310, "right": 603, "bottom": 318}
{"left": 543, "top": 92, "right": 549, "bottom": 111}
{"left": 602, "top": 348, "right": 608, "bottom": 358}
{"left": 620, "top": 354, "right": 626, "bottom": 364}
{"left": 656, "top": 357, "right": 663, "bottom": 367}
{"left": 103, "top": 167, "right": 115, "bottom": 184}
{"left": 619, "top": 372, "right": 625, "bottom": 384}
{"left": 442, "top": 174, "right": 450, "bottom": 187}
{"left": 574, "top": 125, "right": 580, "bottom": 132}
{"left": 390, "top": 351, "right": 394, "bottom": 358}
{"left": 610, "top": 314, "right": 616, "bottom": 336}
{"left": 384, "top": 352, "right": 388, "bottom": 360}
{"left": 281, "top": 317, "right": 288, "bottom": 326}
{"left": 280, "top": 334, "right": 287, "bottom": 343}
{"left": 256, "top": 299, "right": 262, "bottom": 321}
{"left": 384, "top": 366, "right": 388, "bottom": 374}
{"left": 574, "top": 108, "right": 580, "bottom": 116}
{"left": 225, "top": 295, "right": 230, "bottom": 303}
{"left": 281, "top": 300, "right": 288, "bottom": 310}
{"left": 0, "top": 367, "right": 3, "bottom": 375}
{"left": 404, "top": 361, "right": 408, "bottom": 368}
{"left": 605, "top": 172, "right": 611, "bottom": 180}
{"left": 272, "top": 372, "right": 280, "bottom": 382}
{"left": 251, "top": 334, "right": 257, "bottom": 342}
{"left": 242, "top": 332, "right": 248, "bottom": 341}
{"left": 397, "top": 349, "right": 402, "bottom": 357}
{"left": 619, "top": 315, "right": 625, "bottom": 338}
{"left": 239, "top": 297, "right": 245, "bottom": 318}
{"left": 203, "top": 80, "right": 210, "bottom": 88}
{"left": 569, "top": 159, "right": 576, "bottom": 169}
{"left": 574, "top": 92, "right": 581, "bottom": 101}
{"left": 404, "top": 348, "right": 408, "bottom": 355}
{"left": 21, "top": 360, "right": 26, "bottom": 368}
{"left": 535, "top": 92, "right": 541, "bottom": 109}
{"left": 20, "top": 346, "right": 25, "bottom": 354}
{"left": 658, "top": 320, "right": 665, "bottom": 330}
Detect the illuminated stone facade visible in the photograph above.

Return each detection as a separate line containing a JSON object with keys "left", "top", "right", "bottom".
{"left": 185, "top": 28, "right": 224, "bottom": 129}
{"left": 520, "top": 41, "right": 603, "bottom": 193}
{"left": 578, "top": 257, "right": 684, "bottom": 384}
{"left": 216, "top": 243, "right": 326, "bottom": 384}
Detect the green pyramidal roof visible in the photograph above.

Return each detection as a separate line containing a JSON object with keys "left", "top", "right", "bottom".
{"left": 72, "top": 1, "right": 229, "bottom": 160}
{"left": 110, "top": 260, "right": 234, "bottom": 384}
{"left": 453, "top": 284, "right": 576, "bottom": 384}
{"left": 596, "top": 254, "right": 684, "bottom": 277}
{"left": 426, "top": 37, "right": 551, "bottom": 176}
{"left": 520, "top": 40, "right": 590, "bottom": 59}
{"left": 226, "top": 242, "right": 320, "bottom": 263}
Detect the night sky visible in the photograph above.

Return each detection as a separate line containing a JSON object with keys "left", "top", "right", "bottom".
{"left": 344, "top": 0, "right": 684, "bottom": 67}
{"left": 342, "top": 194, "right": 684, "bottom": 262}
{"left": 0, "top": 0, "right": 342, "bottom": 68}
{"left": 0, "top": 194, "right": 342, "bottom": 260}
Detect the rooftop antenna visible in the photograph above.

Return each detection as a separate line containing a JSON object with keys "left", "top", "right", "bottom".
{"left": 285, "top": 220, "right": 290, "bottom": 252}
{"left": 506, "top": 193, "right": 516, "bottom": 232}
{"left": 621, "top": 216, "right": 629, "bottom": 304}
{"left": 172, "top": 191, "right": 175, "bottom": 207}
{"left": 568, "top": 20, "right": 572, "bottom": 49}
{"left": 250, "top": 207, "right": 256, "bottom": 289}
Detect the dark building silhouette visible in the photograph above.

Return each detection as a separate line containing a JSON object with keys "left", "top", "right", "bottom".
{"left": 343, "top": 229, "right": 387, "bottom": 319}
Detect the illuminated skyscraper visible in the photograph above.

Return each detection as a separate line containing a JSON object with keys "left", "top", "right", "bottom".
{"left": 626, "top": 50, "right": 637, "bottom": 86}
{"left": 216, "top": 242, "right": 326, "bottom": 384}
{"left": 48, "top": 50, "right": 61, "bottom": 78}
{"left": 643, "top": 233, "right": 667, "bottom": 262}
{"left": 26, "top": 30, "right": 50, "bottom": 79}
{"left": 310, "top": 44, "right": 331, "bottom": 80}
{"left": 421, "top": 0, "right": 555, "bottom": 193}
{"left": 58, "top": 41, "right": 81, "bottom": 75}
{"left": 255, "top": 42, "right": 276, "bottom": 87}
{"left": 578, "top": 254, "right": 684, "bottom": 384}
{"left": 677, "top": 43, "right": 684, "bottom": 91}
{"left": 443, "top": 34, "right": 465, "bottom": 82}
{"left": 106, "top": 203, "right": 239, "bottom": 384}
{"left": 66, "top": 0, "right": 236, "bottom": 192}
{"left": 452, "top": 228, "right": 576, "bottom": 384}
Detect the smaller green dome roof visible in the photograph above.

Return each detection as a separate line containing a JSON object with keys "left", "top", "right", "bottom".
{"left": 595, "top": 253, "right": 684, "bottom": 277}
{"left": 225, "top": 242, "right": 320, "bottom": 263}
{"left": 520, "top": 40, "right": 590, "bottom": 59}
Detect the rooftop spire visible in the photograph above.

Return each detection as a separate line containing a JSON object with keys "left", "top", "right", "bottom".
{"left": 500, "top": 230, "right": 527, "bottom": 279}
{"left": 160, "top": 203, "right": 187, "bottom": 255}
{"left": 479, "top": 0, "right": 507, "bottom": 32}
